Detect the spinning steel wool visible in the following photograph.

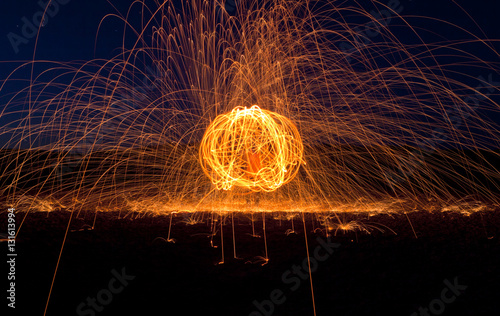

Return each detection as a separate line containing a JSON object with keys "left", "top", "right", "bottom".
{"left": 199, "top": 105, "right": 303, "bottom": 192}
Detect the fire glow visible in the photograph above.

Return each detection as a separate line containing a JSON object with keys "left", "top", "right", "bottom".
{"left": 199, "top": 105, "right": 303, "bottom": 192}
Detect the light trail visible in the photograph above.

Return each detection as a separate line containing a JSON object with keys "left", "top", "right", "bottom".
{"left": 199, "top": 105, "right": 303, "bottom": 192}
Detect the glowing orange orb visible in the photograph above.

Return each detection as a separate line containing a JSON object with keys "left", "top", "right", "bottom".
{"left": 199, "top": 105, "right": 303, "bottom": 192}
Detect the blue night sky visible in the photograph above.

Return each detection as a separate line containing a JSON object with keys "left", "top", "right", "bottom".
{"left": 0, "top": 0, "right": 499, "bottom": 148}
{"left": 1, "top": 1, "right": 499, "bottom": 62}
{"left": 0, "top": 1, "right": 129, "bottom": 62}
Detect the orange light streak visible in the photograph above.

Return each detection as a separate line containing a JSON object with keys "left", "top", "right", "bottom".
{"left": 199, "top": 105, "right": 303, "bottom": 192}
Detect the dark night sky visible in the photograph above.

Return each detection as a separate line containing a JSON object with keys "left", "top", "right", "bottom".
{"left": 0, "top": 1, "right": 128, "bottom": 61}
{"left": 0, "top": 0, "right": 499, "bottom": 148}
{"left": 1, "top": 1, "right": 499, "bottom": 62}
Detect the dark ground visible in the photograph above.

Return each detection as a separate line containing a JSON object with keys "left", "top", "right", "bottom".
{"left": 3, "top": 207, "right": 500, "bottom": 316}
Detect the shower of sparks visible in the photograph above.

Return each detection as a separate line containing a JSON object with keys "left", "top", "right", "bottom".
{"left": 0, "top": 0, "right": 498, "bottom": 216}
{"left": 1, "top": 3, "right": 499, "bottom": 315}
